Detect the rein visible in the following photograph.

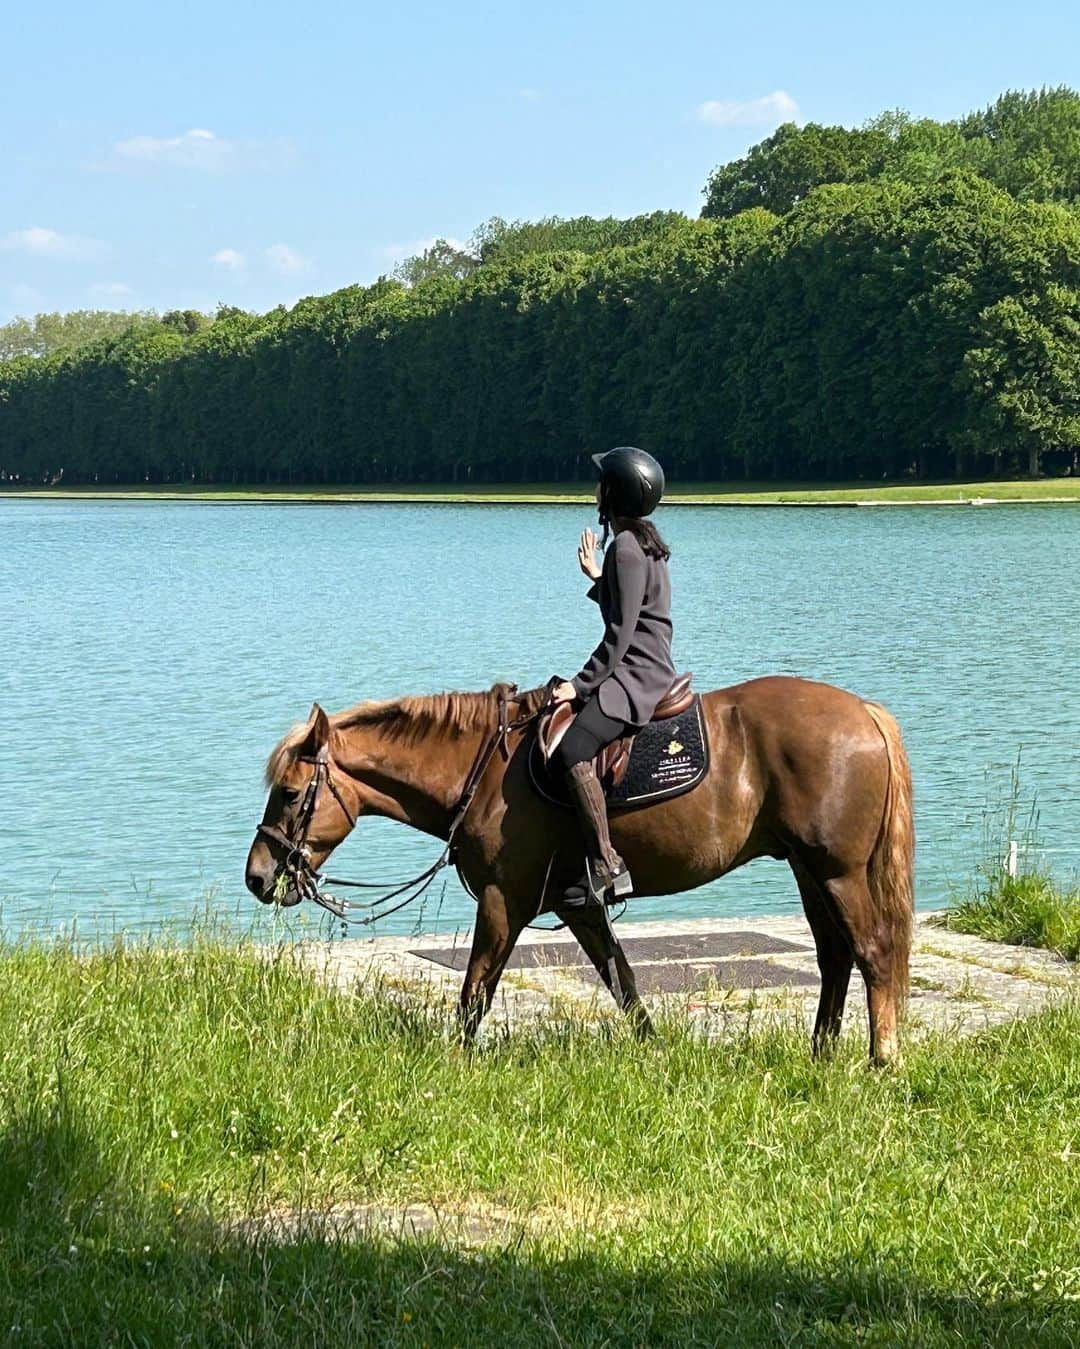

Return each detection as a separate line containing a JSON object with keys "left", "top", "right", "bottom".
{"left": 256, "top": 686, "right": 541, "bottom": 927}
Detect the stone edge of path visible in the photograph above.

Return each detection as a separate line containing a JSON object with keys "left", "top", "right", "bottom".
{"left": 287, "top": 911, "right": 1077, "bottom": 1040}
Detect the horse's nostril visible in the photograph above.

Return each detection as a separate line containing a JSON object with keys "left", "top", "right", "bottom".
{"left": 246, "top": 869, "right": 265, "bottom": 898}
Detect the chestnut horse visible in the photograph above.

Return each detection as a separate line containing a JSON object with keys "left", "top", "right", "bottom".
{"left": 245, "top": 676, "right": 914, "bottom": 1065}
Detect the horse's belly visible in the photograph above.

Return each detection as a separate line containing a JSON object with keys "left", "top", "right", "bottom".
{"left": 610, "top": 780, "right": 764, "bottom": 898}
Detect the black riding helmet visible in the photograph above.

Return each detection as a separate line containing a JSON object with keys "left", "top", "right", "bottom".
{"left": 591, "top": 446, "right": 665, "bottom": 519}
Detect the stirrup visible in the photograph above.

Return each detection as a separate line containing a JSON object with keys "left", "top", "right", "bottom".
{"left": 560, "top": 861, "right": 633, "bottom": 911}
{"left": 586, "top": 858, "right": 634, "bottom": 903}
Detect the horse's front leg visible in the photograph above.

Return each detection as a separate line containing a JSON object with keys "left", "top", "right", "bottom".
{"left": 458, "top": 884, "right": 526, "bottom": 1045}
{"left": 558, "top": 902, "right": 654, "bottom": 1040}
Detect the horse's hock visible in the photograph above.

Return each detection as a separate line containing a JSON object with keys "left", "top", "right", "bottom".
{"left": 295, "top": 912, "right": 1075, "bottom": 1040}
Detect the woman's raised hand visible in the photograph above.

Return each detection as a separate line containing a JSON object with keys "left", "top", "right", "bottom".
{"left": 577, "top": 528, "right": 602, "bottom": 581}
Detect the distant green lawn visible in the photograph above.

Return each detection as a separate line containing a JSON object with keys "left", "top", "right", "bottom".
{"left": 3, "top": 477, "right": 1080, "bottom": 505}
{"left": 1, "top": 931, "right": 1078, "bottom": 1345}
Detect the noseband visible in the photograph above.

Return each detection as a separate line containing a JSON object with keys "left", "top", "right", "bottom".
{"left": 253, "top": 686, "right": 539, "bottom": 926}
{"left": 256, "top": 744, "right": 357, "bottom": 908}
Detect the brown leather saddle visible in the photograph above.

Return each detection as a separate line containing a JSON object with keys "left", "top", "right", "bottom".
{"left": 537, "top": 673, "right": 694, "bottom": 789}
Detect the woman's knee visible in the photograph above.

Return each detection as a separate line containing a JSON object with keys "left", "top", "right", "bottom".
{"left": 552, "top": 725, "right": 595, "bottom": 776}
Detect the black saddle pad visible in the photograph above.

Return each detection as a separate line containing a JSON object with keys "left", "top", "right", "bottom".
{"left": 528, "top": 695, "right": 709, "bottom": 811}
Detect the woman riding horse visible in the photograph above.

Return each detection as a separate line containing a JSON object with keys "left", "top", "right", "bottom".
{"left": 549, "top": 446, "right": 676, "bottom": 908}
{"left": 246, "top": 446, "right": 915, "bottom": 1064}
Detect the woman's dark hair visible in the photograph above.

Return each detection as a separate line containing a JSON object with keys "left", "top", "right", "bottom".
{"left": 614, "top": 516, "right": 671, "bottom": 561}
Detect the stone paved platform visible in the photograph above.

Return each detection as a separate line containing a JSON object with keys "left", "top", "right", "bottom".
{"left": 295, "top": 912, "right": 1076, "bottom": 1040}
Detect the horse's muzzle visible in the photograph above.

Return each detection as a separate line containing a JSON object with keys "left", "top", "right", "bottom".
{"left": 245, "top": 840, "right": 283, "bottom": 904}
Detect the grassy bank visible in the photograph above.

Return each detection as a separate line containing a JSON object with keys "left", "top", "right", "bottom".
{"left": 3, "top": 477, "right": 1080, "bottom": 506}
{"left": 1, "top": 935, "right": 1078, "bottom": 1345}
{"left": 934, "top": 869, "right": 1080, "bottom": 961}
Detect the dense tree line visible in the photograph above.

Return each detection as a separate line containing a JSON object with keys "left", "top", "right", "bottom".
{"left": 702, "top": 88, "right": 1080, "bottom": 219}
{"left": 0, "top": 308, "right": 212, "bottom": 362}
{"left": 390, "top": 212, "right": 688, "bottom": 287}
{"left": 2, "top": 90, "right": 1079, "bottom": 486}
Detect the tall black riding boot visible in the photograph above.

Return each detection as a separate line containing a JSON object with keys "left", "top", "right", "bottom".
{"left": 562, "top": 762, "right": 633, "bottom": 907}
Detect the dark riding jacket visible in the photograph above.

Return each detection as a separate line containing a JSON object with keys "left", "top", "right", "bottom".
{"left": 571, "top": 530, "right": 676, "bottom": 727}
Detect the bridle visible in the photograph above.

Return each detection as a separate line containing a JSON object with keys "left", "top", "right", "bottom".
{"left": 255, "top": 742, "right": 357, "bottom": 910}
{"left": 253, "top": 685, "right": 540, "bottom": 926}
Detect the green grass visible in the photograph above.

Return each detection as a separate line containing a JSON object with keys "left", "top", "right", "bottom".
{"left": 3, "top": 477, "right": 1080, "bottom": 505}
{"left": 1, "top": 933, "right": 1079, "bottom": 1344}
{"left": 933, "top": 870, "right": 1080, "bottom": 962}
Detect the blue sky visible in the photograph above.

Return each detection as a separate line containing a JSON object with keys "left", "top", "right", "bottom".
{"left": 3, "top": 0, "right": 1077, "bottom": 323}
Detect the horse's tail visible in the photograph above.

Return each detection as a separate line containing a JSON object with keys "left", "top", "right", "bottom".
{"left": 862, "top": 701, "right": 915, "bottom": 1009}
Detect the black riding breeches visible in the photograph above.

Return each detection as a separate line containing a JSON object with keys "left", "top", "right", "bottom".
{"left": 551, "top": 695, "right": 630, "bottom": 775}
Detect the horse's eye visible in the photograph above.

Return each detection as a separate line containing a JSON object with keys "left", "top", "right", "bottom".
{"left": 280, "top": 788, "right": 299, "bottom": 804}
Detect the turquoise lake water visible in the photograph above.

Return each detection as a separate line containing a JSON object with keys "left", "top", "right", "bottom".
{"left": 2, "top": 499, "right": 1077, "bottom": 942}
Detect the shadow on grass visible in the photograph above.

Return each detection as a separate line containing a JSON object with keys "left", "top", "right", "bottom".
{"left": 0, "top": 1105, "right": 1073, "bottom": 1347}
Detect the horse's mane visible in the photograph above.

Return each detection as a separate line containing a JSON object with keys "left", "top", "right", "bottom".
{"left": 265, "top": 681, "right": 548, "bottom": 785}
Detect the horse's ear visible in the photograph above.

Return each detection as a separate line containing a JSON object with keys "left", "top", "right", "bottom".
{"left": 302, "top": 703, "right": 331, "bottom": 755}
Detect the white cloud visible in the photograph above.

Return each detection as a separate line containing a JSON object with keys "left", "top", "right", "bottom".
{"left": 0, "top": 226, "right": 104, "bottom": 261}
{"left": 114, "top": 127, "right": 234, "bottom": 171}
{"left": 696, "top": 91, "right": 799, "bottom": 128}
{"left": 211, "top": 247, "right": 246, "bottom": 271}
{"left": 107, "top": 128, "right": 296, "bottom": 173}
{"left": 265, "top": 243, "right": 310, "bottom": 274}
{"left": 88, "top": 281, "right": 134, "bottom": 299}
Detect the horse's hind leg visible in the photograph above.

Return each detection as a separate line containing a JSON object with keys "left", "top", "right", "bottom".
{"left": 558, "top": 903, "right": 654, "bottom": 1040}
{"left": 821, "top": 868, "right": 901, "bottom": 1068}
{"left": 791, "top": 860, "right": 854, "bottom": 1057}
